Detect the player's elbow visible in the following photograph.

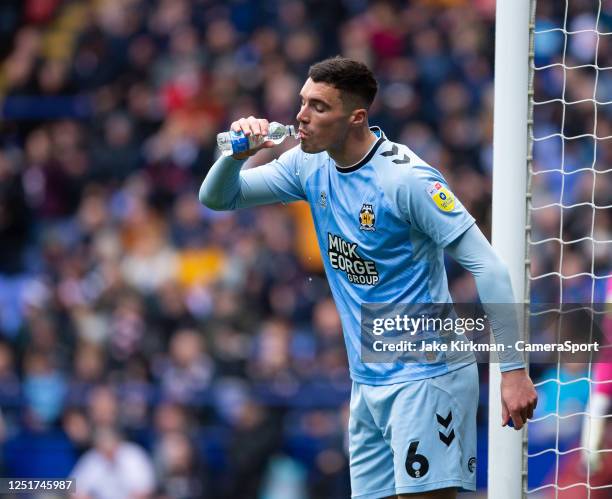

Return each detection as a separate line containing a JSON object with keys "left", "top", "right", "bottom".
{"left": 484, "top": 252, "right": 510, "bottom": 282}
{"left": 198, "top": 186, "right": 230, "bottom": 211}
{"left": 200, "top": 198, "right": 232, "bottom": 211}
{"left": 483, "top": 253, "right": 516, "bottom": 298}
{"left": 199, "top": 195, "right": 227, "bottom": 211}
{"left": 466, "top": 239, "right": 509, "bottom": 279}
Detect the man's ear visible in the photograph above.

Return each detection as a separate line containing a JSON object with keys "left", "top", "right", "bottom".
{"left": 349, "top": 108, "right": 367, "bottom": 127}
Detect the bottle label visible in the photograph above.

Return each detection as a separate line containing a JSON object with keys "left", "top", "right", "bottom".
{"left": 230, "top": 131, "right": 250, "bottom": 154}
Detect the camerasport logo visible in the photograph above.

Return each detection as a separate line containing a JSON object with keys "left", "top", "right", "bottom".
{"left": 327, "top": 232, "right": 379, "bottom": 286}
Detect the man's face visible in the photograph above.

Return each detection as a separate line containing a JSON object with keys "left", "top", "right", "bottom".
{"left": 296, "top": 78, "right": 352, "bottom": 154}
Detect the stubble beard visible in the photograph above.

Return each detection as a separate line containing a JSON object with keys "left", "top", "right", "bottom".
{"left": 300, "top": 140, "right": 325, "bottom": 154}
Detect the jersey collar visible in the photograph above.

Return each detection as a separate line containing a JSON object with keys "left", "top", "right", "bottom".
{"left": 335, "top": 126, "right": 386, "bottom": 174}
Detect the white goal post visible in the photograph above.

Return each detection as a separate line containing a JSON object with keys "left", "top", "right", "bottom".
{"left": 490, "top": 1, "right": 532, "bottom": 498}
{"left": 491, "top": 0, "right": 612, "bottom": 497}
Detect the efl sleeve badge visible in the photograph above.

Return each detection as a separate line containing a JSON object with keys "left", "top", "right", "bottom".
{"left": 426, "top": 182, "right": 455, "bottom": 212}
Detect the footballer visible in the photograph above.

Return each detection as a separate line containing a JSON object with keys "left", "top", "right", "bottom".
{"left": 199, "top": 57, "right": 538, "bottom": 499}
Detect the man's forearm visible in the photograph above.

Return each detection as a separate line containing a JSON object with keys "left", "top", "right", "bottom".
{"left": 199, "top": 155, "right": 246, "bottom": 210}
{"left": 474, "top": 268, "right": 525, "bottom": 371}
{"left": 446, "top": 225, "right": 525, "bottom": 371}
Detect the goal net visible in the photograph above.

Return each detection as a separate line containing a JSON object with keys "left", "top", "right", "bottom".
{"left": 525, "top": 0, "right": 612, "bottom": 498}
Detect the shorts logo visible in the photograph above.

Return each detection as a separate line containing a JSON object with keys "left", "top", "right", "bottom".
{"left": 427, "top": 181, "right": 455, "bottom": 212}
{"left": 468, "top": 457, "right": 476, "bottom": 473}
{"left": 405, "top": 441, "right": 429, "bottom": 478}
{"left": 436, "top": 411, "right": 455, "bottom": 446}
{"left": 327, "top": 233, "right": 379, "bottom": 286}
{"left": 359, "top": 203, "right": 376, "bottom": 231}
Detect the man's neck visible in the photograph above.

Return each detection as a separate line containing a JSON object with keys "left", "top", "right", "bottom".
{"left": 328, "top": 127, "right": 378, "bottom": 168}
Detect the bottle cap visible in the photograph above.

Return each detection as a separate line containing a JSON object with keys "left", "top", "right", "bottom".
{"left": 288, "top": 125, "right": 296, "bottom": 137}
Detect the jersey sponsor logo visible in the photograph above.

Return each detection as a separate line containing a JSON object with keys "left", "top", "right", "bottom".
{"left": 427, "top": 181, "right": 455, "bottom": 212}
{"left": 359, "top": 203, "right": 375, "bottom": 231}
{"left": 327, "top": 232, "right": 379, "bottom": 286}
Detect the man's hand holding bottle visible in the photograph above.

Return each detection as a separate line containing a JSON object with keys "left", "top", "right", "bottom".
{"left": 216, "top": 117, "right": 296, "bottom": 159}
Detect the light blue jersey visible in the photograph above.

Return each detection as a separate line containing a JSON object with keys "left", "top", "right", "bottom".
{"left": 214, "top": 127, "right": 477, "bottom": 384}
{"left": 200, "top": 125, "right": 521, "bottom": 496}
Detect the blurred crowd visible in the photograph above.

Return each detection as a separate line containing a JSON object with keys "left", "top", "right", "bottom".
{"left": 0, "top": 0, "right": 610, "bottom": 498}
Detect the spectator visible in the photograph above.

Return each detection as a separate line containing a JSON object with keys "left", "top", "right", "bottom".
{"left": 155, "top": 328, "right": 213, "bottom": 404}
{"left": 154, "top": 430, "right": 207, "bottom": 499}
{"left": 71, "top": 426, "right": 156, "bottom": 499}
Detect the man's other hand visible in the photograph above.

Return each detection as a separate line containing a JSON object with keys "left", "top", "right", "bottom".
{"left": 231, "top": 116, "right": 275, "bottom": 160}
{"left": 501, "top": 368, "right": 538, "bottom": 430}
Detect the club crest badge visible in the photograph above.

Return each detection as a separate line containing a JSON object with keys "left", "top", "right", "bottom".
{"left": 427, "top": 181, "right": 455, "bottom": 212}
{"left": 359, "top": 203, "right": 376, "bottom": 231}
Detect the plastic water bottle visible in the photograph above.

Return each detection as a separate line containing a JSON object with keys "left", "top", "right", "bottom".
{"left": 217, "top": 122, "right": 296, "bottom": 156}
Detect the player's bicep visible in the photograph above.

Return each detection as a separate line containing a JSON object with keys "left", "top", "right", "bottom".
{"left": 405, "top": 167, "right": 475, "bottom": 247}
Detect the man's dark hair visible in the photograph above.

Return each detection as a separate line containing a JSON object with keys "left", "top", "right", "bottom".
{"left": 308, "top": 56, "right": 378, "bottom": 110}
